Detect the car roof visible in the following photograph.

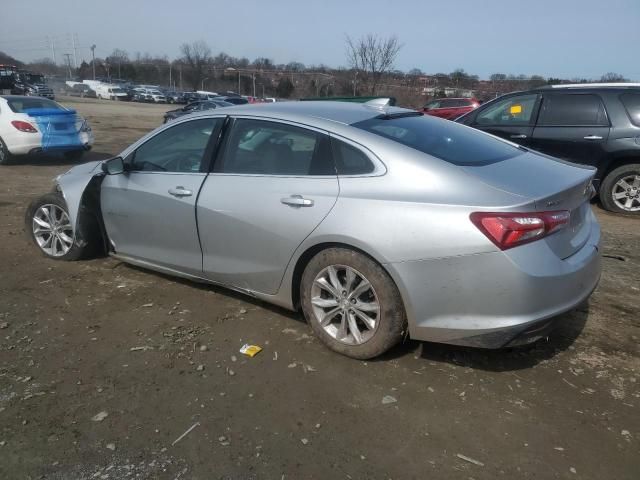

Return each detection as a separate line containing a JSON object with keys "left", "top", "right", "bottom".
{"left": 191, "top": 100, "right": 411, "bottom": 125}
{"left": 533, "top": 83, "right": 640, "bottom": 91}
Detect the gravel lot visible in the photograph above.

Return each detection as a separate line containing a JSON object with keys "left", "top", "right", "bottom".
{"left": 0, "top": 97, "right": 638, "bottom": 479}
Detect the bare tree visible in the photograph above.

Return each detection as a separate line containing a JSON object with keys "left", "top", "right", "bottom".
{"left": 180, "top": 40, "right": 212, "bottom": 90}
{"left": 345, "top": 34, "right": 402, "bottom": 95}
{"left": 600, "top": 72, "right": 627, "bottom": 83}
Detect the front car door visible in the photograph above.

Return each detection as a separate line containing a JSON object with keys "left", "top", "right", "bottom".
{"left": 468, "top": 92, "right": 541, "bottom": 146}
{"left": 530, "top": 92, "right": 610, "bottom": 171}
{"left": 197, "top": 117, "right": 339, "bottom": 294}
{"left": 101, "top": 117, "right": 223, "bottom": 275}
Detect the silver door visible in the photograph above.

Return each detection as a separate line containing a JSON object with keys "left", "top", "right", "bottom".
{"left": 101, "top": 118, "right": 221, "bottom": 275}
{"left": 197, "top": 118, "right": 339, "bottom": 294}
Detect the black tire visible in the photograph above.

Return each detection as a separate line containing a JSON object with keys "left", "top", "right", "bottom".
{"left": 0, "top": 136, "right": 15, "bottom": 165}
{"left": 599, "top": 163, "right": 640, "bottom": 214}
{"left": 64, "top": 150, "right": 85, "bottom": 162}
{"left": 25, "top": 192, "right": 99, "bottom": 261}
{"left": 300, "top": 248, "right": 407, "bottom": 359}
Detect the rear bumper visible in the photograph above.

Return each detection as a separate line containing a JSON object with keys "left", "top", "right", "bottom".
{"left": 6, "top": 131, "right": 94, "bottom": 155}
{"left": 389, "top": 211, "right": 601, "bottom": 348}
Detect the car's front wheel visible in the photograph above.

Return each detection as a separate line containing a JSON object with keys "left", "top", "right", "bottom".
{"left": 600, "top": 163, "right": 640, "bottom": 214}
{"left": 300, "top": 248, "right": 407, "bottom": 359}
{"left": 26, "top": 193, "right": 98, "bottom": 261}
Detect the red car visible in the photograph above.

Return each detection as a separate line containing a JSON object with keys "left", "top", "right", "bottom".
{"left": 423, "top": 97, "right": 480, "bottom": 120}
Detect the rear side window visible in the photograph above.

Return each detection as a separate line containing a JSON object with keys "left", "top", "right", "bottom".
{"left": 620, "top": 93, "right": 640, "bottom": 126}
{"left": 221, "top": 119, "right": 334, "bottom": 175}
{"left": 331, "top": 139, "right": 374, "bottom": 175}
{"left": 353, "top": 114, "right": 523, "bottom": 166}
{"left": 538, "top": 94, "right": 608, "bottom": 126}
{"left": 6, "top": 97, "right": 62, "bottom": 112}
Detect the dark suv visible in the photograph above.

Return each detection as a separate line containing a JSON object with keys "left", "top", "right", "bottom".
{"left": 456, "top": 84, "right": 640, "bottom": 214}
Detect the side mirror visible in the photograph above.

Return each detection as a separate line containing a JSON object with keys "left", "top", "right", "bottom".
{"left": 102, "top": 157, "right": 125, "bottom": 175}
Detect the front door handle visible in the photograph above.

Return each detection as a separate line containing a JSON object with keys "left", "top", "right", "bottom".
{"left": 584, "top": 135, "right": 603, "bottom": 140}
{"left": 281, "top": 195, "right": 314, "bottom": 207}
{"left": 168, "top": 186, "right": 193, "bottom": 197}
{"left": 510, "top": 134, "right": 528, "bottom": 139}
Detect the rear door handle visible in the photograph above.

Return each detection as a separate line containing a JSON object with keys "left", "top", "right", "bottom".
{"left": 281, "top": 195, "right": 314, "bottom": 207}
{"left": 510, "top": 134, "right": 528, "bottom": 139}
{"left": 583, "top": 135, "right": 603, "bottom": 140}
{"left": 168, "top": 186, "right": 193, "bottom": 197}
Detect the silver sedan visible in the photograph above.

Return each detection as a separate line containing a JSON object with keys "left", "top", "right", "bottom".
{"left": 26, "top": 101, "right": 601, "bottom": 359}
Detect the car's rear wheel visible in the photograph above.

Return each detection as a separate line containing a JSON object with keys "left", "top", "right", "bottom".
{"left": 26, "top": 193, "right": 98, "bottom": 261}
{"left": 0, "top": 137, "right": 15, "bottom": 165}
{"left": 300, "top": 248, "right": 406, "bottom": 359}
{"left": 600, "top": 163, "right": 640, "bottom": 214}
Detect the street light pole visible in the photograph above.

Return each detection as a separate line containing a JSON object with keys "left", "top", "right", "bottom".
{"left": 252, "top": 74, "right": 256, "bottom": 98}
{"left": 90, "top": 44, "right": 96, "bottom": 80}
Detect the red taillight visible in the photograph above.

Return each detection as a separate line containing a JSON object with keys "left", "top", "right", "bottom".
{"left": 470, "top": 211, "right": 570, "bottom": 250}
{"left": 11, "top": 120, "right": 37, "bottom": 133}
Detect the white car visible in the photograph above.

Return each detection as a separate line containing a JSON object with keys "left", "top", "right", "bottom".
{"left": 0, "top": 95, "right": 94, "bottom": 165}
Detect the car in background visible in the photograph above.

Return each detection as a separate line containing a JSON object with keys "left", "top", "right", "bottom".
{"left": 422, "top": 97, "right": 479, "bottom": 120}
{"left": 0, "top": 95, "right": 93, "bottom": 165}
{"left": 10, "top": 71, "right": 55, "bottom": 100}
{"left": 164, "top": 91, "right": 187, "bottom": 104}
{"left": 163, "top": 99, "right": 233, "bottom": 123}
{"left": 25, "top": 101, "right": 600, "bottom": 359}
{"left": 95, "top": 84, "right": 129, "bottom": 101}
{"left": 216, "top": 96, "right": 249, "bottom": 105}
{"left": 67, "top": 84, "right": 97, "bottom": 98}
{"left": 456, "top": 83, "right": 640, "bottom": 214}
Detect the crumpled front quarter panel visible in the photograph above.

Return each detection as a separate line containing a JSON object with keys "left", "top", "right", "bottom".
{"left": 54, "top": 160, "right": 104, "bottom": 233}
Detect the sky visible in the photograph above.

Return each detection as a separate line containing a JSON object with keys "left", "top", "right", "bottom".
{"left": 1, "top": 0, "right": 639, "bottom": 80}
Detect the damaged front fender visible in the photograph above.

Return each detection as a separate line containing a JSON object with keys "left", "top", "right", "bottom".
{"left": 54, "top": 160, "right": 105, "bottom": 236}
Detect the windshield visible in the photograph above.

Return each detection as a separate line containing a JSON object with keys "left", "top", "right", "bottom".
{"left": 25, "top": 74, "right": 45, "bottom": 84}
{"left": 6, "top": 97, "right": 63, "bottom": 113}
{"left": 112, "top": 88, "right": 125, "bottom": 93}
{"left": 352, "top": 114, "right": 523, "bottom": 166}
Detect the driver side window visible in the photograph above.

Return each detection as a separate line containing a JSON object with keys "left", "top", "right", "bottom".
{"left": 129, "top": 118, "right": 219, "bottom": 173}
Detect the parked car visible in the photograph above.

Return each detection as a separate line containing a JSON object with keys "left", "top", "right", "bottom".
{"left": 0, "top": 95, "right": 93, "bottom": 164}
{"left": 10, "top": 71, "right": 55, "bottom": 100}
{"left": 164, "top": 91, "right": 187, "bottom": 104}
{"left": 423, "top": 97, "right": 479, "bottom": 120}
{"left": 456, "top": 83, "right": 640, "bottom": 214}
{"left": 163, "top": 100, "right": 233, "bottom": 123}
{"left": 95, "top": 84, "right": 129, "bottom": 101}
{"left": 216, "top": 96, "right": 249, "bottom": 105}
{"left": 24, "top": 101, "right": 600, "bottom": 359}
{"left": 145, "top": 89, "right": 166, "bottom": 103}
{"left": 68, "top": 84, "right": 97, "bottom": 98}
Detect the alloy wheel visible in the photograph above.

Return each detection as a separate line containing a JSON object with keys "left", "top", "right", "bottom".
{"left": 310, "top": 264, "right": 380, "bottom": 345}
{"left": 32, "top": 204, "right": 73, "bottom": 257}
{"left": 612, "top": 174, "right": 640, "bottom": 212}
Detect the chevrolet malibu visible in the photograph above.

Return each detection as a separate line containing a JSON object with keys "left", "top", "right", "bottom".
{"left": 25, "top": 101, "right": 601, "bottom": 359}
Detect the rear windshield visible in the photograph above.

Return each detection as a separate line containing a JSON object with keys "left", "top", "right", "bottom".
{"left": 620, "top": 93, "right": 640, "bottom": 126}
{"left": 6, "top": 97, "right": 63, "bottom": 112}
{"left": 352, "top": 114, "right": 523, "bottom": 166}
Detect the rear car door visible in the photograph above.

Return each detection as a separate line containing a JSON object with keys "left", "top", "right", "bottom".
{"left": 530, "top": 93, "right": 610, "bottom": 168}
{"left": 468, "top": 93, "right": 540, "bottom": 146}
{"left": 101, "top": 117, "right": 223, "bottom": 275}
{"left": 197, "top": 117, "right": 339, "bottom": 294}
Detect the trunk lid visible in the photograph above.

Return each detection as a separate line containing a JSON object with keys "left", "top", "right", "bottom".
{"left": 464, "top": 151, "right": 596, "bottom": 259}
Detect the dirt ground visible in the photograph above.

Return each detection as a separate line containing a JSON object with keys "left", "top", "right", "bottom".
{"left": 0, "top": 97, "right": 638, "bottom": 480}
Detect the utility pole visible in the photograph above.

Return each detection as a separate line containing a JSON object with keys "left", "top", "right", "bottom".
{"left": 237, "top": 71, "right": 240, "bottom": 94}
{"left": 72, "top": 33, "right": 78, "bottom": 68}
{"left": 169, "top": 62, "right": 172, "bottom": 89}
{"left": 63, "top": 53, "right": 73, "bottom": 79}
{"left": 90, "top": 44, "right": 96, "bottom": 80}
{"left": 48, "top": 36, "right": 57, "bottom": 65}
{"left": 252, "top": 73, "right": 256, "bottom": 98}
{"left": 179, "top": 64, "right": 182, "bottom": 90}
